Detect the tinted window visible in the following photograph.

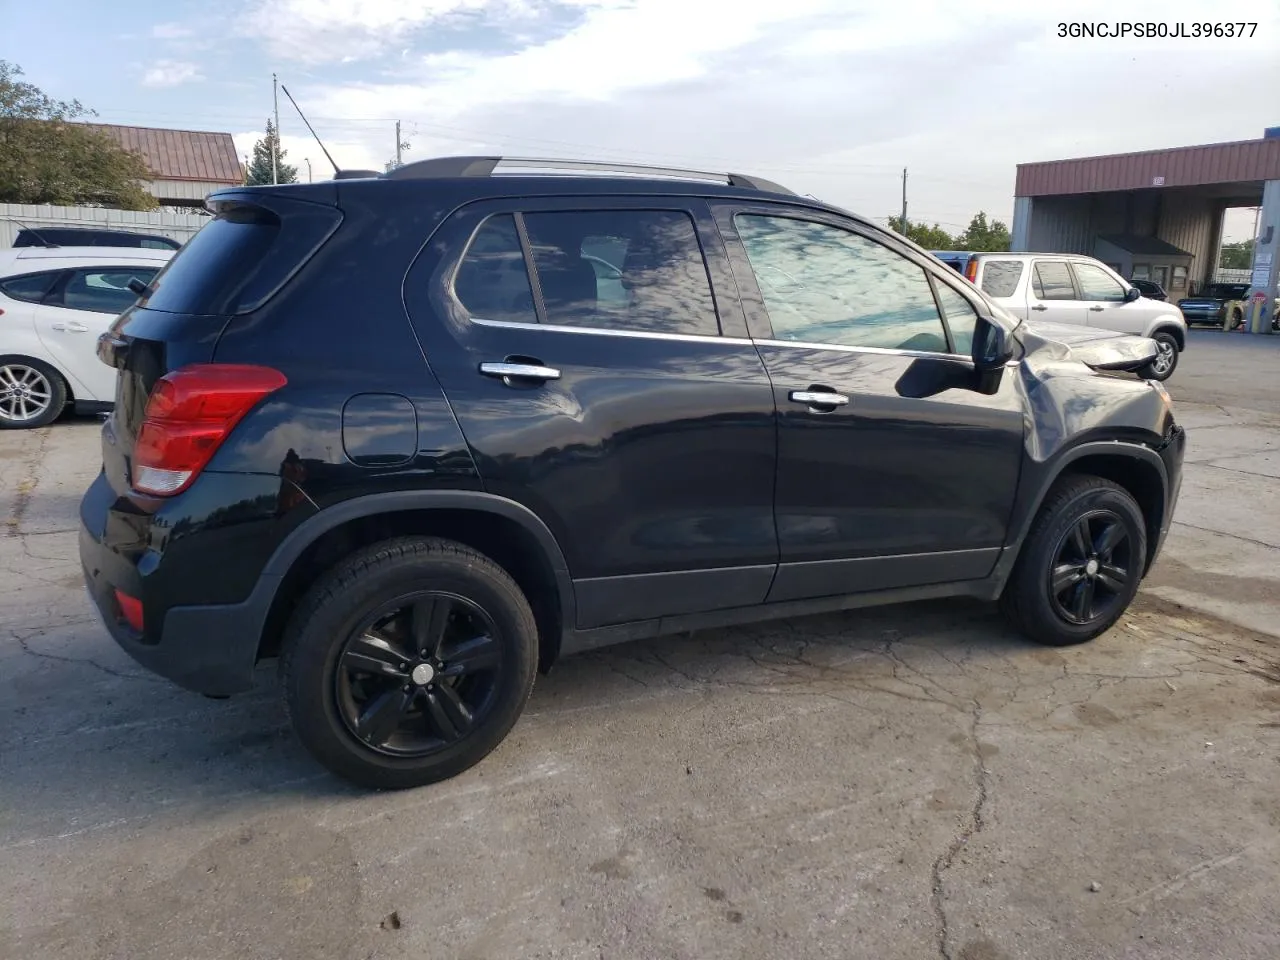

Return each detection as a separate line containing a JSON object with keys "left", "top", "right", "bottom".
{"left": 933, "top": 283, "right": 979, "bottom": 355}
{"left": 453, "top": 215, "right": 537, "bottom": 325}
{"left": 143, "top": 199, "right": 339, "bottom": 315}
{"left": 736, "top": 215, "right": 948, "bottom": 353}
{"left": 62, "top": 268, "right": 158, "bottom": 314}
{"left": 520, "top": 210, "right": 717, "bottom": 336}
{"left": 1072, "top": 263, "right": 1126, "bottom": 302}
{"left": 979, "top": 260, "right": 1024, "bottom": 298}
{"left": 1033, "top": 261, "right": 1076, "bottom": 300}
{"left": 1204, "top": 284, "right": 1249, "bottom": 299}
{"left": 0, "top": 270, "right": 61, "bottom": 304}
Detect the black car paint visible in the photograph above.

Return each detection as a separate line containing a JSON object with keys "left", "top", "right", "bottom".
{"left": 79, "top": 174, "right": 1184, "bottom": 696}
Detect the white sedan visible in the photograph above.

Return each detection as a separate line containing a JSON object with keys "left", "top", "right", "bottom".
{"left": 0, "top": 246, "right": 173, "bottom": 428}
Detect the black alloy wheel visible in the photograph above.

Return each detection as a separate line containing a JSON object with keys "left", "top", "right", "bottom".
{"left": 335, "top": 592, "right": 503, "bottom": 757}
{"left": 1047, "top": 510, "right": 1134, "bottom": 626}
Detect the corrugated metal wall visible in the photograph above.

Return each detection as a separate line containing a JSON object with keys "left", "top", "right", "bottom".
{"left": 1025, "top": 196, "right": 1094, "bottom": 253}
{"left": 0, "top": 203, "right": 209, "bottom": 248}
{"left": 1157, "top": 193, "right": 1217, "bottom": 285}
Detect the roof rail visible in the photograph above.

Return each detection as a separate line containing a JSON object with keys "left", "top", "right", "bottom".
{"left": 382, "top": 155, "right": 795, "bottom": 195}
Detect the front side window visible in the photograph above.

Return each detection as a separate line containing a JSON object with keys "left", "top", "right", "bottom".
{"left": 522, "top": 210, "right": 719, "bottom": 336}
{"left": 1032, "top": 261, "right": 1076, "bottom": 300}
{"left": 453, "top": 214, "right": 537, "bottom": 325}
{"left": 0, "top": 270, "right": 61, "bottom": 304}
{"left": 62, "top": 268, "right": 158, "bottom": 314}
{"left": 979, "top": 260, "right": 1024, "bottom": 299}
{"left": 933, "top": 283, "right": 979, "bottom": 355}
{"left": 1072, "top": 262, "right": 1127, "bottom": 302}
{"left": 735, "top": 215, "right": 948, "bottom": 353}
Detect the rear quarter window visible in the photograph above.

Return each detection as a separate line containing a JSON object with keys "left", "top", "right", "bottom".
{"left": 142, "top": 197, "right": 341, "bottom": 315}
{"left": 979, "top": 260, "right": 1024, "bottom": 298}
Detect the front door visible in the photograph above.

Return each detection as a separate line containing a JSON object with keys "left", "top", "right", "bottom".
{"left": 712, "top": 205, "right": 1025, "bottom": 603}
{"left": 1071, "top": 260, "right": 1148, "bottom": 335}
{"left": 34, "top": 266, "right": 159, "bottom": 401}
{"left": 403, "top": 197, "right": 779, "bottom": 628}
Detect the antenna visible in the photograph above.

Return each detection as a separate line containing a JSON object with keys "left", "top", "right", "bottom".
{"left": 279, "top": 83, "right": 340, "bottom": 177}
{"left": 1, "top": 216, "right": 55, "bottom": 248}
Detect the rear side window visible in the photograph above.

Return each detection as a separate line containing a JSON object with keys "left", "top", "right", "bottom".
{"left": 979, "top": 260, "right": 1023, "bottom": 298}
{"left": 1033, "top": 261, "right": 1076, "bottom": 300}
{"left": 0, "top": 270, "right": 60, "bottom": 303}
{"left": 453, "top": 215, "right": 537, "bottom": 325}
{"left": 142, "top": 198, "right": 341, "bottom": 315}
{"left": 62, "top": 268, "right": 159, "bottom": 314}
{"left": 522, "top": 210, "right": 719, "bottom": 336}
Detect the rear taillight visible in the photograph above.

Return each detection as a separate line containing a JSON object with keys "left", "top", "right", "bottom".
{"left": 965, "top": 257, "right": 978, "bottom": 283}
{"left": 132, "top": 364, "right": 286, "bottom": 496}
{"left": 114, "top": 589, "right": 144, "bottom": 633}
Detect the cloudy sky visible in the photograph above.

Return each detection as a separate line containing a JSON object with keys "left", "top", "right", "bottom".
{"left": 5, "top": 0, "right": 1278, "bottom": 238}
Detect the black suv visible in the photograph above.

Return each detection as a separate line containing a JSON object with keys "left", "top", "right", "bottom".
{"left": 80, "top": 157, "right": 1185, "bottom": 789}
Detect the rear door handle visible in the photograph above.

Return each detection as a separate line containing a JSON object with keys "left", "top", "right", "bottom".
{"left": 1030, "top": 304, "right": 1048, "bottom": 312}
{"left": 789, "top": 389, "right": 849, "bottom": 409}
{"left": 479, "top": 361, "right": 561, "bottom": 384}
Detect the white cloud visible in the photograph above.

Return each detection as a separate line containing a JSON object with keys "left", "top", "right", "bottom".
{"left": 141, "top": 60, "right": 203, "bottom": 88}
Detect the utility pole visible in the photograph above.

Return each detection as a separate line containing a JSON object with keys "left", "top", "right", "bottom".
{"left": 395, "top": 120, "right": 403, "bottom": 168}
{"left": 900, "top": 167, "right": 908, "bottom": 235}
{"left": 271, "top": 73, "right": 280, "bottom": 185}
{"left": 306, "top": 158, "right": 312, "bottom": 183}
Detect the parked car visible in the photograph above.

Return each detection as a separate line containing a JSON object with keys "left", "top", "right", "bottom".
{"left": 0, "top": 247, "right": 172, "bottom": 427}
{"left": 12, "top": 226, "right": 182, "bottom": 250}
{"left": 1177, "top": 282, "right": 1252, "bottom": 329}
{"left": 80, "top": 157, "right": 1184, "bottom": 789}
{"left": 1129, "top": 278, "right": 1168, "bottom": 301}
{"left": 962, "top": 253, "right": 1187, "bottom": 381}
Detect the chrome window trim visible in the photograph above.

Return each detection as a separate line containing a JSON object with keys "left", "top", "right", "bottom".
{"left": 470, "top": 315, "right": 972, "bottom": 361}
{"left": 470, "top": 315, "right": 753, "bottom": 346}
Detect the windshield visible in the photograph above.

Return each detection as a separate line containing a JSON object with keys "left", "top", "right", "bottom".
{"left": 1202, "top": 284, "right": 1249, "bottom": 299}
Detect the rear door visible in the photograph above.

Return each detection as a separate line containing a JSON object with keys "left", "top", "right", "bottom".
{"left": 1070, "top": 260, "right": 1147, "bottom": 334}
{"left": 1028, "top": 259, "right": 1088, "bottom": 324}
{"left": 402, "top": 196, "right": 779, "bottom": 629}
{"left": 35, "top": 265, "right": 159, "bottom": 401}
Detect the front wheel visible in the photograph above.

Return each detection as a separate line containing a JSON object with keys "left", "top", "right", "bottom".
{"left": 281, "top": 537, "right": 539, "bottom": 790}
{"left": 1001, "top": 476, "right": 1147, "bottom": 646}
{"left": 1138, "top": 332, "right": 1178, "bottom": 381}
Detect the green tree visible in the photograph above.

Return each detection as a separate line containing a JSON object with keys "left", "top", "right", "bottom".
{"left": 1219, "top": 239, "right": 1255, "bottom": 270}
{"left": 245, "top": 120, "right": 297, "bottom": 185}
{"left": 955, "top": 211, "right": 1011, "bottom": 252}
{"left": 887, "top": 215, "right": 955, "bottom": 250}
{"left": 0, "top": 61, "right": 156, "bottom": 209}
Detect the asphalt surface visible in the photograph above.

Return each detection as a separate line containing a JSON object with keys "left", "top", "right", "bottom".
{"left": 2, "top": 329, "right": 1279, "bottom": 960}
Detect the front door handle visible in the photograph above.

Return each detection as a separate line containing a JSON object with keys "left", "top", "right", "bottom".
{"left": 1030, "top": 304, "right": 1049, "bottom": 312}
{"left": 479, "top": 361, "right": 561, "bottom": 385}
{"left": 51, "top": 321, "right": 89, "bottom": 332}
{"left": 789, "top": 389, "right": 849, "bottom": 410}
{"left": 1089, "top": 305, "right": 1105, "bottom": 311}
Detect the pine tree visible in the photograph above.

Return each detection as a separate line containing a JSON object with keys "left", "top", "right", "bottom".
{"left": 245, "top": 119, "right": 297, "bottom": 185}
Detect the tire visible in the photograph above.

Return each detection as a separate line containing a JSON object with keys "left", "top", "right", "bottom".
{"left": 281, "top": 537, "right": 539, "bottom": 790}
{"left": 1138, "top": 332, "right": 1178, "bottom": 381}
{"left": 1228, "top": 309, "right": 1243, "bottom": 331}
{"left": 0, "top": 357, "right": 68, "bottom": 429}
{"left": 1001, "top": 475, "right": 1147, "bottom": 647}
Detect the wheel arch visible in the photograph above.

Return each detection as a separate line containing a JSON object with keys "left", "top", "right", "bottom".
{"left": 1002, "top": 442, "right": 1169, "bottom": 583}
{"left": 256, "top": 491, "right": 576, "bottom": 673}
{"left": 1147, "top": 322, "right": 1185, "bottom": 351}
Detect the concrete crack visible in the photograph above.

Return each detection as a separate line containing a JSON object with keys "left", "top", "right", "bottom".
{"left": 12, "top": 633, "right": 160, "bottom": 683}
{"left": 931, "top": 699, "right": 990, "bottom": 960}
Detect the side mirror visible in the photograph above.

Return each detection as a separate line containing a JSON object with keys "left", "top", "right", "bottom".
{"left": 971, "top": 316, "right": 1014, "bottom": 394}
{"left": 1124, "top": 286, "right": 1142, "bottom": 302}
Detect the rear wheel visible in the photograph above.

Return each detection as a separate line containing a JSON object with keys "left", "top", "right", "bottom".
{"left": 281, "top": 537, "right": 539, "bottom": 790}
{"left": 1001, "top": 476, "right": 1147, "bottom": 646}
{"left": 1228, "top": 308, "right": 1243, "bottom": 331}
{"left": 0, "top": 358, "right": 66, "bottom": 429}
{"left": 1138, "top": 332, "right": 1178, "bottom": 381}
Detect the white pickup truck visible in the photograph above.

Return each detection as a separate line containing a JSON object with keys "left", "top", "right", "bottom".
{"left": 947, "top": 252, "right": 1187, "bottom": 381}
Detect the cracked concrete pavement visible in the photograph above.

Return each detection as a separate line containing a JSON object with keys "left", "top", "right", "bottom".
{"left": 2, "top": 330, "right": 1279, "bottom": 960}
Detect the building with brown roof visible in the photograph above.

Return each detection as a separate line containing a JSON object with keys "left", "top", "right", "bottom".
{"left": 1011, "top": 129, "right": 1280, "bottom": 314}
{"left": 84, "top": 123, "right": 243, "bottom": 208}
